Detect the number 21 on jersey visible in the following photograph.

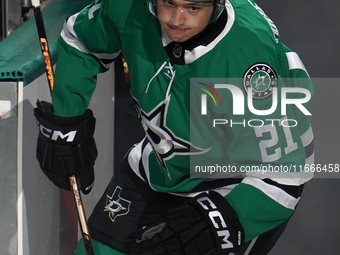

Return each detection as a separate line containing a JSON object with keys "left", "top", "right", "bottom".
{"left": 254, "top": 116, "right": 298, "bottom": 162}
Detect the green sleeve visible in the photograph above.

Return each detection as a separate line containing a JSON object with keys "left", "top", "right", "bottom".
{"left": 223, "top": 46, "right": 313, "bottom": 242}
{"left": 52, "top": 38, "right": 104, "bottom": 117}
{"left": 52, "top": 0, "right": 121, "bottom": 117}
{"left": 225, "top": 182, "right": 293, "bottom": 242}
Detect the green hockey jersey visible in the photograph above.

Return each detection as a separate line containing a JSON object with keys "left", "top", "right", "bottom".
{"left": 52, "top": 0, "right": 314, "bottom": 242}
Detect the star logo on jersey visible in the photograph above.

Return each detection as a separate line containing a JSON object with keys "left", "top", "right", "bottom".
{"left": 136, "top": 95, "right": 210, "bottom": 179}
{"left": 173, "top": 43, "right": 183, "bottom": 58}
{"left": 243, "top": 63, "right": 278, "bottom": 99}
{"left": 104, "top": 186, "right": 131, "bottom": 222}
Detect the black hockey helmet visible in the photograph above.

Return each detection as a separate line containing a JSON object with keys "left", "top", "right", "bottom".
{"left": 147, "top": 0, "right": 226, "bottom": 24}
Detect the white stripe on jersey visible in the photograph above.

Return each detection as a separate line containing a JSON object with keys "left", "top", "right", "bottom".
{"left": 305, "top": 152, "right": 314, "bottom": 166}
{"left": 242, "top": 177, "right": 300, "bottom": 209}
{"left": 128, "top": 138, "right": 161, "bottom": 192}
{"left": 184, "top": 1, "right": 235, "bottom": 64}
{"left": 128, "top": 138, "right": 146, "bottom": 181}
{"left": 286, "top": 52, "right": 310, "bottom": 77}
{"left": 301, "top": 125, "right": 313, "bottom": 147}
{"left": 302, "top": 125, "right": 315, "bottom": 169}
{"left": 245, "top": 125, "right": 314, "bottom": 186}
{"left": 142, "top": 143, "right": 154, "bottom": 186}
{"left": 61, "top": 10, "right": 120, "bottom": 69}
{"left": 245, "top": 171, "right": 313, "bottom": 186}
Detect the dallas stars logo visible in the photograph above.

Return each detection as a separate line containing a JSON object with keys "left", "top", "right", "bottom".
{"left": 104, "top": 186, "right": 131, "bottom": 222}
{"left": 135, "top": 95, "right": 209, "bottom": 180}
{"left": 243, "top": 63, "right": 278, "bottom": 99}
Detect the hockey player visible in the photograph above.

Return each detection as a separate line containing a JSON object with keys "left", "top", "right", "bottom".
{"left": 34, "top": 0, "right": 315, "bottom": 254}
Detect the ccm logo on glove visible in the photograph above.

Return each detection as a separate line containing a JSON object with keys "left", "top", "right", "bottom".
{"left": 197, "top": 196, "right": 234, "bottom": 249}
{"left": 37, "top": 122, "right": 77, "bottom": 142}
{"left": 34, "top": 101, "right": 97, "bottom": 194}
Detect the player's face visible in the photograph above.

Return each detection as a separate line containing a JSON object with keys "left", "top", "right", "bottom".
{"left": 157, "top": 0, "right": 213, "bottom": 42}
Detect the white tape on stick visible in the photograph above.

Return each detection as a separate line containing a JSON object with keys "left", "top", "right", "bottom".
{"left": 31, "top": 0, "right": 40, "bottom": 8}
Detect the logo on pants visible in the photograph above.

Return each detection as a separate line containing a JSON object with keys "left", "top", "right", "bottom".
{"left": 104, "top": 186, "right": 131, "bottom": 222}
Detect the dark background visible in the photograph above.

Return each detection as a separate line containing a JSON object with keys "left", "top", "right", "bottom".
{"left": 249, "top": 1, "right": 340, "bottom": 254}
{"left": 256, "top": 0, "right": 340, "bottom": 78}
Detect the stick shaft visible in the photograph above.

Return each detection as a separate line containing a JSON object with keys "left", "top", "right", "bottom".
{"left": 70, "top": 176, "right": 95, "bottom": 255}
{"left": 33, "top": 6, "right": 54, "bottom": 93}
{"left": 32, "top": 2, "right": 94, "bottom": 254}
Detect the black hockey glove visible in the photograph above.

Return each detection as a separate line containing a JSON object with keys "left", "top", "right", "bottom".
{"left": 34, "top": 101, "right": 97, "bottom": 194}
{"left": 133, "top": 191, "right": 244, "bottom": 255}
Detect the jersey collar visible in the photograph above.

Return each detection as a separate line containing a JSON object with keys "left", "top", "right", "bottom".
{"left": 161, "top": 1, "right": 235, "bottom": 65}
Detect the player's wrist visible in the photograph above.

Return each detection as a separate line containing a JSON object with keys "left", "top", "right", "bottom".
{"left": 34, "top": 100, "right": 96, "bottom": 144}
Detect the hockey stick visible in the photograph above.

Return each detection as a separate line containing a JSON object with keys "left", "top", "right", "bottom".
{"left": 31, "top": 1, "right": 95, "bottom": 254}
